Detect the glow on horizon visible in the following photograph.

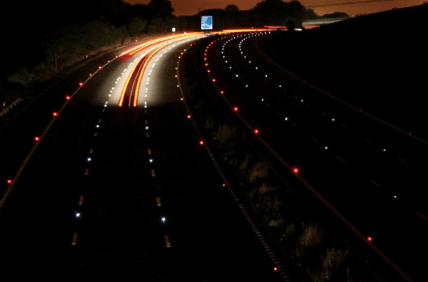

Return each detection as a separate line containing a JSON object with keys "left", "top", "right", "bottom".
{"left": 124, "top": 0, "right": 425, "bottom": 17}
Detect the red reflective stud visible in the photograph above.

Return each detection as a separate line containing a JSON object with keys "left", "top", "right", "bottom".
{"left": 293, "top": 168, "right": 299, "bottom": 174}
{"left": 273, "top": 267, "right": 278, "bottom": 271}
{"left": 89, "top": 73, "right": 92, "bottom": 76}
{"left": 234, "top": 107, "right": 238, "bottom": 112}
{"left": 207, "top": 70, "right": 211, "bottom": 73}
{"left": 66, "top": 96, "right": 71, "bottom": 100}
{"left": 98, "top": 66, "right": 102, "bottom": 69}
{"left": 220, "top": 91, "right": 224, "bottom": 94}
{"left": 53, "top": 112, "right": 58, "bottom": 117}
{"left": 180, "top": 97, "right": 184, "bottom": 101}
{"left": 367, "top": 236, "right": 373, "bottom": 242}
{"left": 200, "top": 141, "right": 204, "bottom": 145}
{"left": 187, "top": 115, "right": 191, "bottom": 119}
{"left": 7, "top": 179, "right": 12, "bottom": 184}
{"left": 212, "top": 79, "right": 216, "bottom": 82}
{"left": 35, "top": 136, "right": 40, "bottom": 141}
{"left": 79, "top": 82, "right": 83, "bottom": 86}
{"left": 254, "top": 129, "right": 259, "bottom": 134}
{"left": 205, "top": 63, "right": 208, "bottom": 66}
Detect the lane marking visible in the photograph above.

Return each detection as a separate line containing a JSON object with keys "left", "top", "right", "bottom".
{"left": 71, "top": 233, "right": 78, "bottom": 245}
{"left": 156, "top": 197, "right": 161, "bottom": 207}
{"left": 78, "top": 196, "right": 84, "bottom": 206}
{"left": 151, "top": 169, "right": 156, "bottom": 177}
{"left": 165, "top": 235, "right": 171, "bottom": 248}
{"left": 336, "top": 155, "right": 345, "bottom": 163}
{"left": 312, "top": 138, "right": 318, "bottom": 143}
{"left": 148, "top": 149, "right": 152, "bottom": 155}
{"left": 370, "top": 180, "right": 381, "bottom": 187}
{"left": 84, "top": 168, "right": 89, "bottom": 175}
{"left": 146, "top": 133, "right": 150, "bottom": 137}
{"left": 89, "top": 148, "right": 94, "bottom": 154}
{"left": 397, "top": 157, "right": 407, "bottom": 164}
{"left": 94, "top": 132, "right": 98, "bottom": 136}
{"left": 416, "top": 211, "right": 428, "bottom": 223}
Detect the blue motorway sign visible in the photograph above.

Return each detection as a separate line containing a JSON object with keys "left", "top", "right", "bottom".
{"left": 201, "top": 16, "right": 213, "bottom": 30}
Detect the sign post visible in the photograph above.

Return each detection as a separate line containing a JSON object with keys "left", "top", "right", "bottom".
{"left": 201, "top": 16, "right": 213, "bottom": 33}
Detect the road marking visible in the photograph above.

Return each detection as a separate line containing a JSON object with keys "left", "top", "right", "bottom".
{"left": 148, "top": 149, "right": 152, "bottom": 155}
{"left": 290, "top": 122, "right": 298, "bottom": 128}
{"left": 321, "top": 112, "right": 327, "bottom": 116}
{"left": 71, "top": 233, "right": 78, "bottom": 245}
{"left": 145, "top": 109, "right": 147, "bottom": 114}
{"left": 89, "top": 148, "right": 94, "bottom": 154}
{"left": 145, "top": 120, "right": 148, "bottom": 124}
{"left": 416, "top": 211, "right": 428, "bottom": 223}
{"left": 312, "top": 138, "right": 318, "bottom": 143}
{"left": 365, "top": 138, "right": 372, "bottom": 144}
{"left": 94, "top": 132, "right": 98, "bottom": 136}
{"left": 156, "top": 197, "right": 161, "bottom": 207}
{"left": 98, "top": 119, "right": 102, "bottom": 123}
{"left": 340, "top": 123, "right": 347, "bottom": 128}
{"left": 397, "top": 157, "right": 407, "bottom": 164}
{"left": 102, "top": 109, "right": 105, "bottom": 113}
{"left": 165, "top": 235, "right": 171, "bottom": 248}
{"left": 370, "top": 180, "right": 381, "bottom": 187}
{"left": 151, "top": 169, "right": 156, "bottom": 177}
{"left": 84, "top": 168, "right": 89, "bottom": 175}
{"left": 336, "top": 155, "right": 345, "bottom": 163}
{"left": 146, "top": 133, "right": 150, "bottom": 138}
{"left": 78, "top": 196, "right": 84, "bottom": 205}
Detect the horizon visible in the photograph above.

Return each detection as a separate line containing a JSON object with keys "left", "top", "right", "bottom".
{"left": 125, "top": 0, "right": 425, "bottom": 17}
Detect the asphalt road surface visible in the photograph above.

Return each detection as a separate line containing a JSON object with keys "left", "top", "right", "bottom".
{"left": 202, "top": 32, "right": 428, "bottom": 281}
{"left": 0, "top": 36, "right": 285, "bottom": 281}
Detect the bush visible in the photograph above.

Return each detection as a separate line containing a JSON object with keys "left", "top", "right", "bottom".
{"left": 249, "top": 161, "right": 269, "bottom": 183}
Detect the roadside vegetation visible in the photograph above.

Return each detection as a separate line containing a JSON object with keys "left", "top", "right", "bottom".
{"left": 257, "top": 3, "right": 428, "bottom": 139}
{"left": 179, "top": 42, "right": 379, "bottom": 282}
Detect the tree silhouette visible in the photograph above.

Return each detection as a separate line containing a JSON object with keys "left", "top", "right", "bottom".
{"left": 225, "top": 5, "right": 239, "bottom": 12}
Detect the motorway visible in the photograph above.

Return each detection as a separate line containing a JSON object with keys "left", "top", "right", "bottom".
{"left": 201, "top": 32, "right": 428, "bottom": 281}
{"left": 0, "top": 34, "right": 286, "bottom": 280}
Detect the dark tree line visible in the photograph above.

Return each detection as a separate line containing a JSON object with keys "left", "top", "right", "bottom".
{"left": 2, "top": 0, "right": 347, "bottom": 85}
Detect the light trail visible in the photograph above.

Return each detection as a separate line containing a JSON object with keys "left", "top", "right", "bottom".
{"left": 133, "top": 43, "right": 168, "bottom": 107}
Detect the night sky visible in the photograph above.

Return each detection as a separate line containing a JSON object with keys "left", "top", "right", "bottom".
{"left": 125, "top": 0, "right": 425, "bottom": 16}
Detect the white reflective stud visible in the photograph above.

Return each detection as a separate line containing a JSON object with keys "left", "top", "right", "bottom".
{"left": 265, "top": 74, "right": 268, "bottom": 77}
{"left": 76, "top": 213, "right": 80, "bottom": 218}
{"left": 261, "top": 98, "right": 264, "bottom": 101}
{"left": 236, "top": 74, "right": 239, "bottom": 77}
{"left": 161, "top": 217, "right": 166, "bottom": 223}
{"left": 146, "top": 126, "right": 149, "bottom": 130}
{"left": 96, "top": 124, "right": 100, "bottom": 128}
{"left": 332, "top": 118, "right": 335, "bottom": 121}
{"left": 393, "top": 195, "right": 397, "bottom": 199}
{"left": 383, "top": 149, "right": 386, "bottom": 152}
{"left": 246, "top": 85, "right": 248, "bottom": 87}
{"left": 285, "top": 117, "right": 288, "bottom": 121}
{"left": 255, "top": 67, "right": 258, "bottom": 69}
{"left": 325, "top": 146, "right": 328, "bottom": 150}
{"left": 87, "top": 157, "right": 91, "bottom": 161}
{"left": 149, "top": 159, "right": 153, "bottom": 163}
